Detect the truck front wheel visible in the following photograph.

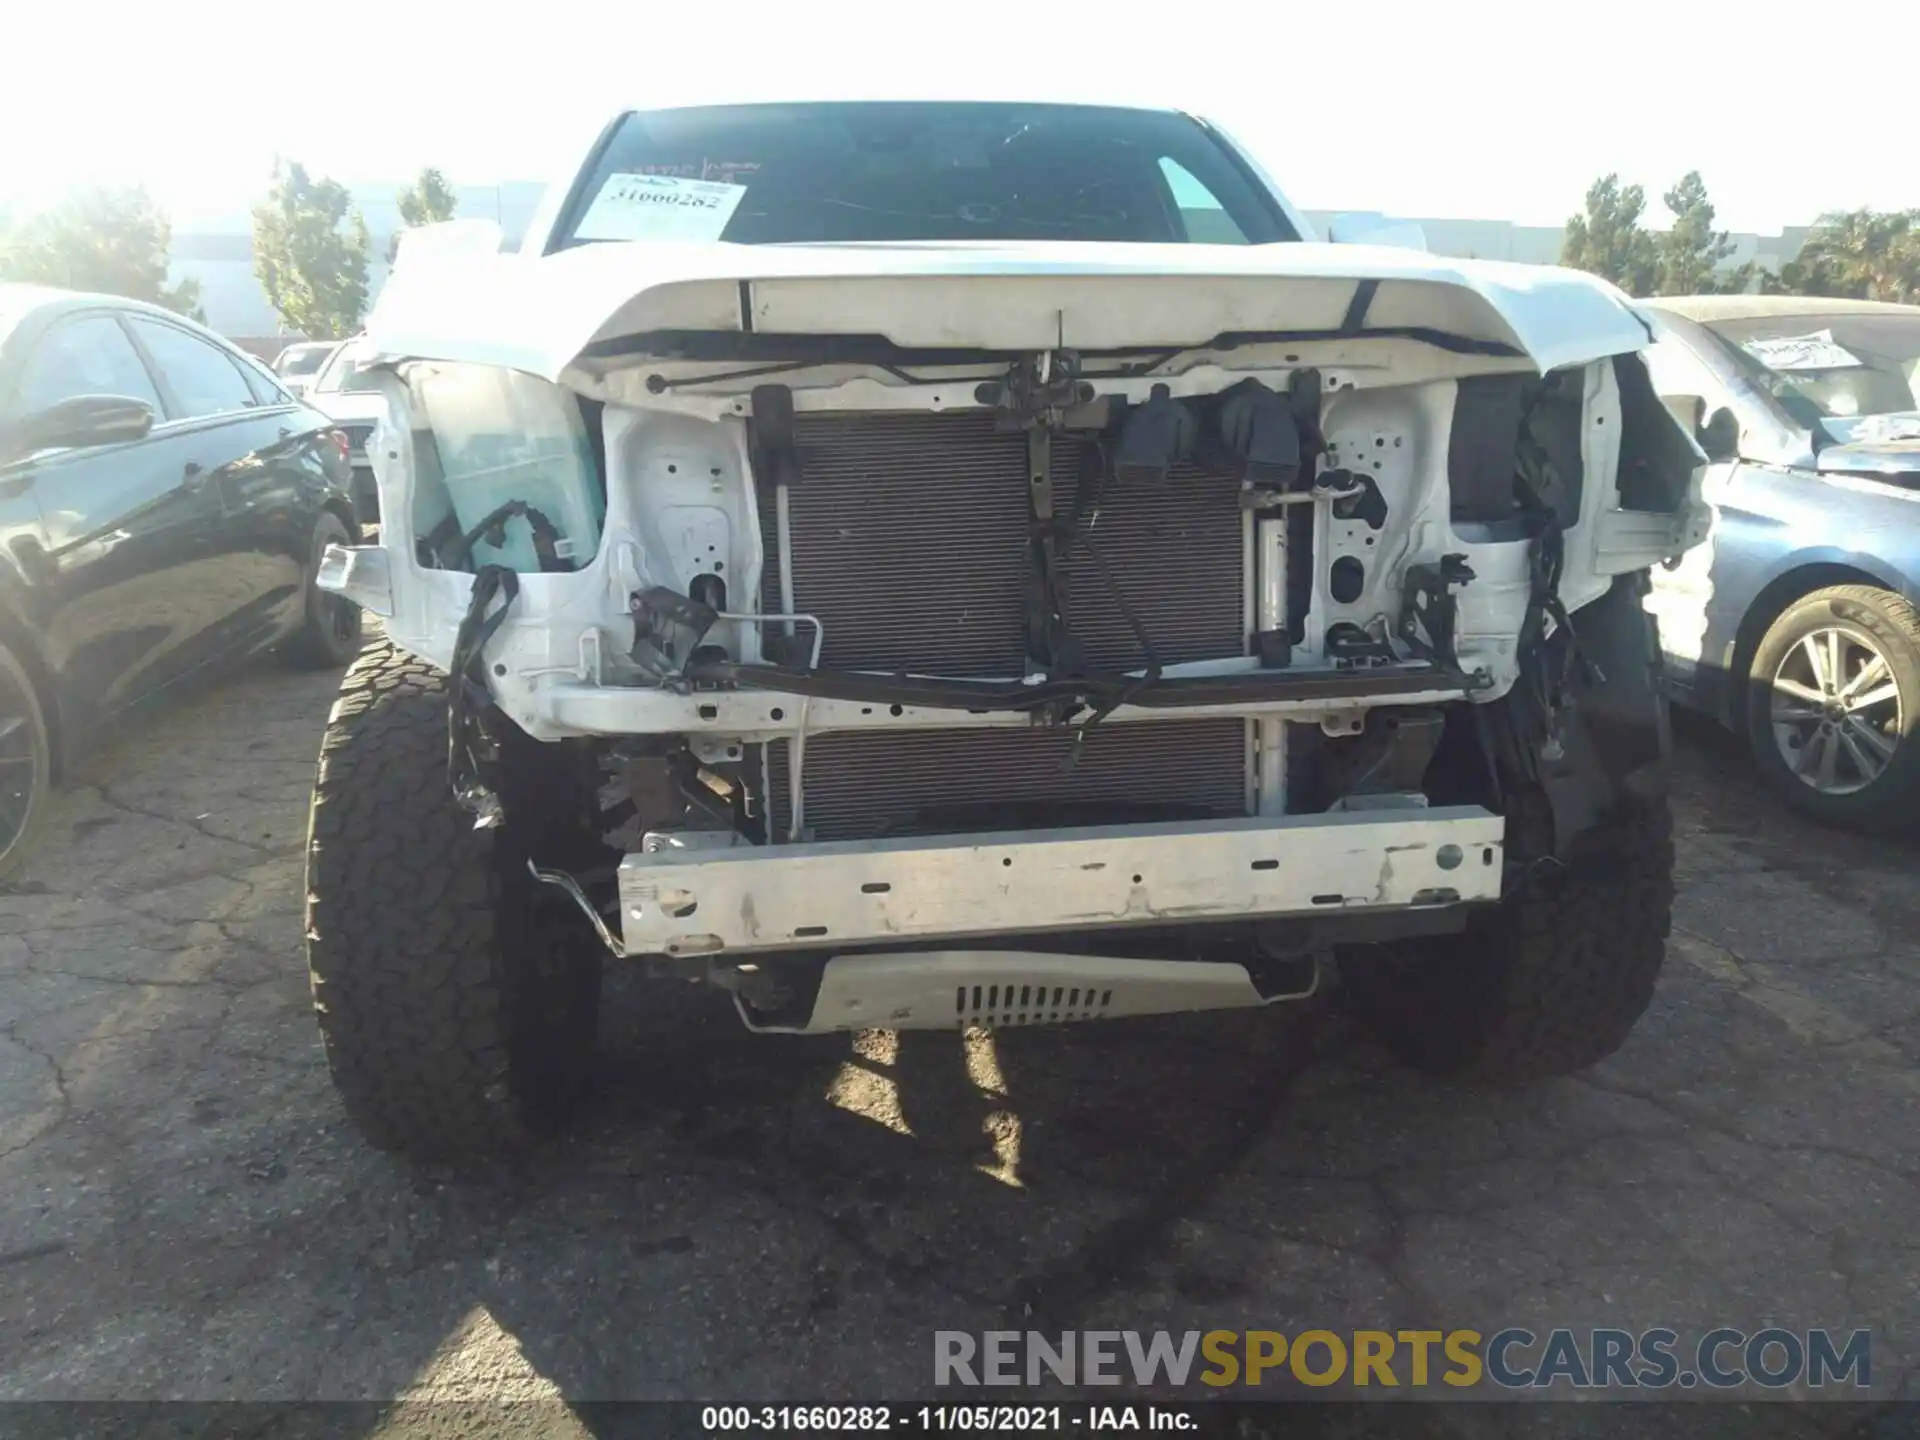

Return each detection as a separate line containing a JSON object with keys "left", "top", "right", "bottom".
{"left": 305, "top": 641, "right": 601, "bottom": 1157}
{"left": 1342, "top": 793, "right": 1673, "bottom": 1081}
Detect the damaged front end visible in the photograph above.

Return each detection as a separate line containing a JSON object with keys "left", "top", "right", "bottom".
{"left": 322, "top": 248, "right": 1706, "bottom": 1033}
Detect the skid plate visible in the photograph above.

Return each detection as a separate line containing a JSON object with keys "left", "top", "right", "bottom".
{"left": 618, "top": 807, "right": 1504, "bottom": 957}
{"left": 745, "top": 950, "right": 1291, "bottom": 1034}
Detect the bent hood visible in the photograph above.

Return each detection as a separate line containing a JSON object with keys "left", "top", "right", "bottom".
{"left": 365, "top": 231, "right": 1651, "bottom": 385}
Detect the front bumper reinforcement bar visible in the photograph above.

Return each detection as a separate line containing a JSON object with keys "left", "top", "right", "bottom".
{"left": 617, "top": 806, "right": 1505, "bottom": 958}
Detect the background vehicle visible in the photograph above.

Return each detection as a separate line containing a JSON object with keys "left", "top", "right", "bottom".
{"left": 271, "top": 339, "right": 339, "bottom": 398}
{"left": 305, "top": 102, "right": 1703, "bottom": 1158}
{"left": 304, "top": 336, "right": 382, "bottom": 523}
{"left": 0, "top": 284, "right": 364, "bottom": 876}
{"left": 1641, "top": 296, "right": 1920, "bottom": 831}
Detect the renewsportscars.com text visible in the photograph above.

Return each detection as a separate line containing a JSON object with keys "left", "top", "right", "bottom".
{"left": 934, "top": 1328, "right": 1871, "bottom": 1391}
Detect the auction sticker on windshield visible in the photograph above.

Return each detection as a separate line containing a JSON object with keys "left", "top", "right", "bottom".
{"left": 574, "top": 173, "right": 747, "bottom": 242}
{"left": 1743, "top": 331, "right": 1863, "bottom": 373}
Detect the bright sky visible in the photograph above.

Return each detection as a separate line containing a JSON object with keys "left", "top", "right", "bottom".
{"left": 5, "top": 0, "right": 1915, "bottom": 234}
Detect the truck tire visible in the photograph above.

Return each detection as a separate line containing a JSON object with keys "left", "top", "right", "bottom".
{"left": 305, "top": 641, "right": 601, "bottom": 1157}
{"left": 1743, "top": 584, "right": 1920, "bottom": 835}
{"left": 1342, "top": 794, "right": 1673, "bottom": 1081}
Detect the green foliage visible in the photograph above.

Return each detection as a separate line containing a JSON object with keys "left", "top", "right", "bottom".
{"left": 389, "top": 167, "right": 459, "bottom": 262}
{"left": 1726, "top": 211, "right": 1920, "bottom": 301}
{"left": 1793, "top": 209, "right": 1920, "bottom": 303}
{"left": 1563, "top": 169, "right": 1920, "bottom": 302}
{"left": 1655, "top": 171, "right": 1735, "bottom": 296}
{"left": 251, "top": 160, "right": 370, "bottom": 340}
{"left": 396, "top": 167, "right": 458, "bottom": 230}
{"left": 0, "top": 187, "right": 203, "bottom": 319}
{"left": 1560, "top": 174, "right": 1659, "bottom": 295}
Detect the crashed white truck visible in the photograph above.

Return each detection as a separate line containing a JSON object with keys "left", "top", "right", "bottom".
{"left": 305, "top": 102, "right": 1709, "bottom": 1157}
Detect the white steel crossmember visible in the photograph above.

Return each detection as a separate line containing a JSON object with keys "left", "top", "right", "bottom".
{"left": 618, "top": 806, "right": 1505, "bottom": 957}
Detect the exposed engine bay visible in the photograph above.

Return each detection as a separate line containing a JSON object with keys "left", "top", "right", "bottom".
{"left": 318, "top": 249, "right": 1707, "bottom": 1034}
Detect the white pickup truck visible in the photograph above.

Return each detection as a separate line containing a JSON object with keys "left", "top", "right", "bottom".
{"left": 305, "top": 101, "right": 1707, "bottom": 1157}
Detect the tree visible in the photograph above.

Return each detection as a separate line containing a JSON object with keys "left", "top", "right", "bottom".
{"left": 1794, "top": 209, "right": 1920, "bottom": 304}
{"left": 0, "top": 187, "right": 202, "bottom": 318}
{"left": 1561, "top": 174, "right": 1659, "bottom": 296}
{"left": 388, "top": 167, "right": 459, "bottom": 262}
{"left": 1736, "top": 249, "right": 1861, "bottom": 300}
{"left": 1729, "top": 211, "right": 1920, "bottom": 301}
{"left": 251, "top": 160, "right": 370, "bottom": 339}
{"left": 1655, "top": 171, "right": 1735, "bottom": 296}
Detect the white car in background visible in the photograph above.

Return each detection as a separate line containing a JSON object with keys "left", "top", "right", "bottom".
{"left": 304, "top": 336, "right": 383, "bottom": 522}
{"left": 272, "top": 339, "right": 340, "bottom": 398}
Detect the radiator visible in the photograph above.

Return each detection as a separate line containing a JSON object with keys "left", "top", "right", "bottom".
{"left": 757, "top": 410, "right": 1252, "bottom": 841}
{"left": 767, "top": 719, "right": 1250, "bottom": 842}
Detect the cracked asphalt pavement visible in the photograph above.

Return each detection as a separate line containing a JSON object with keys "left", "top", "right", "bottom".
{"left": 0, "top": 652, "right": 1915, "bottom": 1432}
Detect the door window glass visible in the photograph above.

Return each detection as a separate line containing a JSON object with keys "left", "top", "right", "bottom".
{"left": 126, "top": 318, "right": 257, "bottom": 420}
{"left": 1157, "top": 156, "right": 1249, "bottom": 244}
{"left": 14, "top": 315, "right": 163, "bottom": 415}
{"left": 237, "top": 354, "right": 290, "bottom": 407}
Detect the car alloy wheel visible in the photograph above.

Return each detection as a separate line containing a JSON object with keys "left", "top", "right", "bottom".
{"left": 0, "top": 704, "right": 37, "bottom": 856}
{"left": 1767, "top": 625, "right": 1902, "bottom": 796}
{"left": 0, "top": 642, "right": 50, "bottom": 878}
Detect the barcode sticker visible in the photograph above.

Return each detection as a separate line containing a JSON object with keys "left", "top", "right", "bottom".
{"left": 573, "top": 172, "right": 747, "bottom": 242}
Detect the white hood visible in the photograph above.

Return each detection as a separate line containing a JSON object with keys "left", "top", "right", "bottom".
{"left": 366, "top": 230, "right": 1651, "bottom": 385}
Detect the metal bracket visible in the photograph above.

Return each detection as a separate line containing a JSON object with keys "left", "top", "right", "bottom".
{"left": 1398, "top": 554, "right": 1475, "bottom": 668}
{"left": 528, "top": 860, "right": 626, "bottom": 958}
{"left": 978, "top": 349, "right": 1092, "bottom": 428}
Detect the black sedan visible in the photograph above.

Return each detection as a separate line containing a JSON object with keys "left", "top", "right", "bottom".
{"left": 0, "top": 284, "right": 364, "bottom": 875}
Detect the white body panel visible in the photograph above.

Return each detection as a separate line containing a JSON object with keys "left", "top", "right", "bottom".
{"left": 331, "top": 339, "right": 1701, "bottom": 744}
{"left": 370, "top": 235, "right": 1653, "bottom": 386}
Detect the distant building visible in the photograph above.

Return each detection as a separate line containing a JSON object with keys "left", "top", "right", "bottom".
{"left": 183, "top": 183, "right": 1810, "bottom": 352}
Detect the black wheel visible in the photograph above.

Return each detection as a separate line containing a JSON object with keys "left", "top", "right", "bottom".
{"left": 0, "top": 640, "right": 51, "bottom": 883}
{"left": 351, "top": 467, "right": 380, "bottom": 529}
{"left": 283, "top": 512, "right": 364, "bottom": 670}
{"left": 305, "top": 641, "right": 602, "bottom": 1157}
{"left": 1343, "top": 794, "right": 1674, "bottom": 1082}
{"left": 1744, "top": 584, "right": 1920, "bottom": 834}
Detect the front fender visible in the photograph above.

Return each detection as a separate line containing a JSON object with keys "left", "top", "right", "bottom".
{"left": 1755, "top": 544, "right": 1920, "bottom": 611}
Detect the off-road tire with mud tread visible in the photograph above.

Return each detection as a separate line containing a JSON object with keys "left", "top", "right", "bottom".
{"left": 1343, "top": 794, "right": 1673, "bottom": 1081}
{"left": 305, "top": 640, "right": 601, "bottom": 1157}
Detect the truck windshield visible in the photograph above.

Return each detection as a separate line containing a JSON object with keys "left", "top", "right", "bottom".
{"left": 549, "top": 102, "right": 1296, "bottom": 250}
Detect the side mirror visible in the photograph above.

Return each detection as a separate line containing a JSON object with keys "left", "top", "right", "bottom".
{"left": 1698, "top": 406, "right": 1740, "bottom": 462}
{"left": 1, "top": 394, "right": 155, "bottom": 464}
